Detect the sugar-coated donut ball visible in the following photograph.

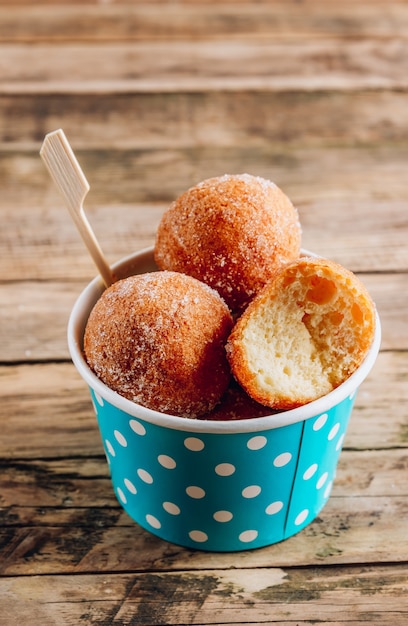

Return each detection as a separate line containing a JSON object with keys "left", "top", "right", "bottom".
{"left": 226, "top": 256, "right": 377, "bottom": 410}
{"left": 154, "top": 174, "right": 302, "bottom": 312}
{"left": 84, "top": 271, "right": 233, "bottom": 418}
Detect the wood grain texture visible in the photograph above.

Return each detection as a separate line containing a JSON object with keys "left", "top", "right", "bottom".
{"left": 1, "top": 146, "right": 408, "bottom": 283}
{"left": 2, "top": 38, "right": 408, "bottom": 94}
{"left": 1, "top": 1, "right": 407, "bottom": 624}
{"left": 2, "top": 2, "right": 408, "bottom": 43}
{"left": 0, "top": 352, "right": 406, "bottom": 460}
{"left": 0, "top": 566, "right": 407, "bottom": 625}
{"left": 0, "top": 272, "right": 406, "bottom": 363}
{"left": 0, "top": 493, "right": 408, "bottom": 574}
{"left": 1, "top": 447, "right": 408, "bottom": 575}
{"left": 4, "top": 91, "right": 408, "bottom": 149}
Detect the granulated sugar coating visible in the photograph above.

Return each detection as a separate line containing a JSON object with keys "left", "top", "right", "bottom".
{"left": 154, "top": 174, "right": 302, "bottom": 312}
{"left": 84, "top": 271, "right": 233, "bottom": 418}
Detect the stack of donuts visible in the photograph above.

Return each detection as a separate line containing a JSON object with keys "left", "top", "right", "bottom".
{"left": 84, "top": 174, "right": 376, "bottom": 419}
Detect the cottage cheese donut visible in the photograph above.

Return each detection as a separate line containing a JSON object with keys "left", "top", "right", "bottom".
{"left": 226, "top": 257, "right": 377, "bottom": 410}
{"left": 84, "top": 271, "right": 233, "bottom": 418}
{"left": 154, "top": 174, "right": 301, "bottom": 313}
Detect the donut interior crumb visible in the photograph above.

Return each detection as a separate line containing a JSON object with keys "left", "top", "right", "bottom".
{"left": 227, "top": 257, "right": 376, "bottom": 409}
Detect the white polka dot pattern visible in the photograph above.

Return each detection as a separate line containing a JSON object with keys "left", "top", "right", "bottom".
{"left": 146, "top": 514, "right": 161, "bottom": 529}
{"left": 295, "top": 509, "right": 309, "bottom": 526}
{"left": 186, "top": 486, "right": 206, "bottom": 499}
{"left": 184, "top": 437, "right": 205, "bottom": 451}
{"left": 124, "top": 478, "right": 137, "bottom": 494}
{"left": 189, "top": 530, "right": 208, "bottom": 543}
{"left": 95, "top": 392, "right": 104, "bottom": 407}
{"left": 129, "top": 419, "right": 146, "bottom": 436}
{"left": 328, "top": 423, "right": 340, "bottom": 441}
{"left": 265, "top": 501, "right": 284, "bottom": 515}
{"left": 158, "top": 454, "right": 177, "bottom": 469}
{"left": 242, "top": 485, "right": 261, "bottom": 499}
{"left": 239, "top": 530, "right": 258, "bottom": 543}
{"left": 105, "top": 439, "right": 115, "bottom": 457}
{"left": 117, "top": 487, "right": 126, "bottom": 504}
{"left": 215, "top": 463, "right": 235, "bottom": 476}
{"left": 137, "top": 469, "right": 153, "bottom": 484}
{"left": 316, "top": 472, "right": 329, "bottom": 490}
{"left": 163, "top": 502, "right": 181, "bottom": 515}
{"left": 303, "top": 464, "right": 318, "bottom": 480}
{"left": 213, "top": 510, "right": 233, "bottom": 522}
{"left": 313, "top": 413, "right": 328, "bottom": 431}
{"left": 273, "top": 452, "right": 292, "bottom": 467}
{"left": 114, "top": 430, "right": 127, "bottom": 447}
{"left": 284, "top": 399, "right": 354, "bottom": 538}
{"left": 89, "top": 387, "right": 357, "bottom": 551}
{"left": 247, "top": 435, "right": 267, "bottom": 450}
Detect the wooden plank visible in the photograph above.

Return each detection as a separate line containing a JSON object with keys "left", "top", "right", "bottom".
{"left": 0, "top": 0, "right": 406, "bottom": 622}
{"left": 0, "top": 272, "right": 405, "bottom": 364}
{"left": 0, "top": 201, "right": 160, "bottom": 283}
{"left": 346, "top": 351, "right": 408, "bottom": 450}
{"left": 2, "top": 38, "right": 408, "bottom": 93}
{"left": 1, "top": 449, "right": 406, "bottom": 511}
{"left": 0, "top": 0, "right": 402, "bottom": 4}
{"left": 0, "top": 351, "right": 406, "bottom": 459}
{"left": 0, "top": 281, "right": 80, "bottom": 362}
{"left": 0, "top": 457, "right": 113, "bottom": 509}
{"left": 1, "top": 145, "right": 408, "bottom": 282}
{"left": 0, "top": 199, "right": 405, "bottom": 281}
{"left": 0, "top": 363, "right": 103, "bottom": 459}
{"left": 0, "top": 565, "right": 407, "bottom": 626}
{"left": 0, "top": 494, "right": 408, "bottom": 573}
{"left": 4, "top": 145, "right": 408, "bottom": 210}
{"left": 3, "top": 90, "right": 408, "bottom": 149}
{"left": 2, "top": 2, "right": 408, "bottom": 43}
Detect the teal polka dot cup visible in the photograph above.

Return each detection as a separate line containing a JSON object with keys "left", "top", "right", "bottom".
{"left": 68, "top": 248, "right": 381, "bottom": 552}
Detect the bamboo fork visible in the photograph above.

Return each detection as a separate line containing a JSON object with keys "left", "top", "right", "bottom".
{"left": 40, "top": 129, "right": 114, "bottom": 288}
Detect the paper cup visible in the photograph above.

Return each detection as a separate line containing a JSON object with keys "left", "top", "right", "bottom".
{"left": 68, "top": 248, "right": 381, "bottom": 552}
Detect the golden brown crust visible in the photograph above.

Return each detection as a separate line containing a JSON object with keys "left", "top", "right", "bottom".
{"left": 226, "top": 256, "right": 377, "bottom": 410}
{"left": 84, "top": 271, "right": 233, "bottom": 418}
{"left": 154, "top": 174, "right": 301, "bottom": 313}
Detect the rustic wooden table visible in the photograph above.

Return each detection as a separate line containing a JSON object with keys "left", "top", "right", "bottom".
{"left": 1, "top": 1, "right": 408, "bottom": 624}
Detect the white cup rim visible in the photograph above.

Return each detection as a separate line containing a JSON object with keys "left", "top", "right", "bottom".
{"left": 68, "top": 247, "right": 381, "bottom": 434}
